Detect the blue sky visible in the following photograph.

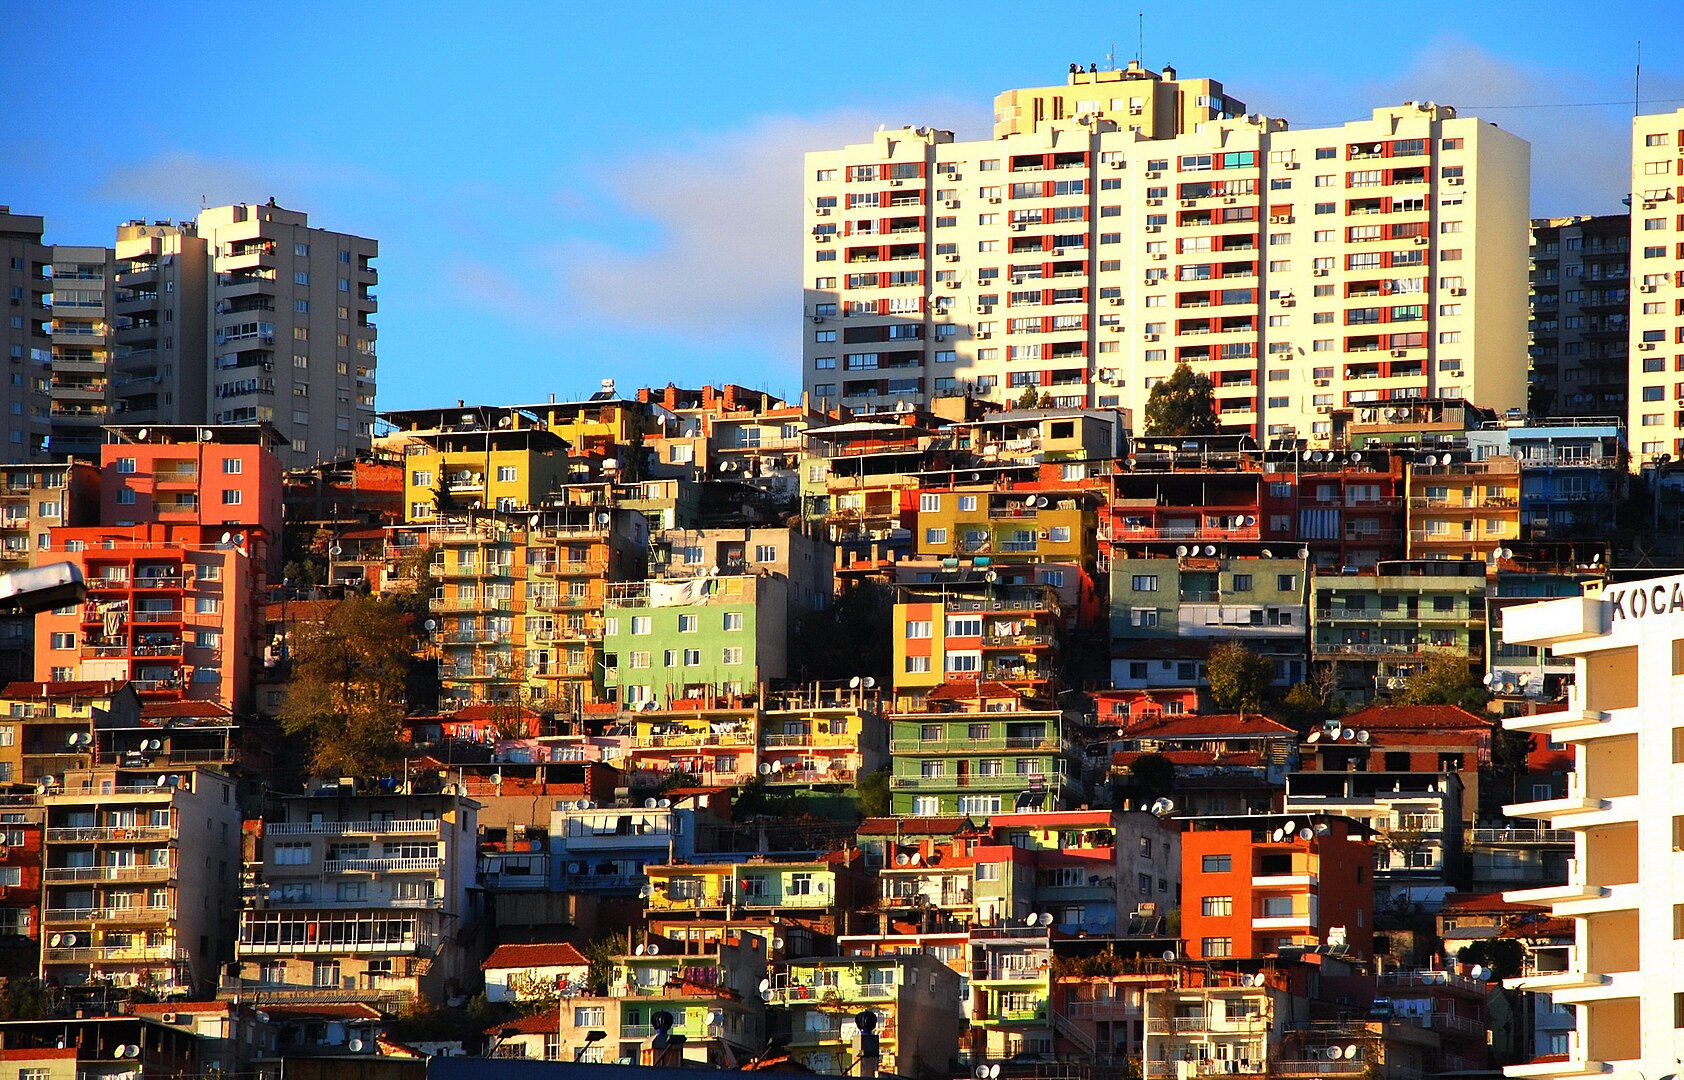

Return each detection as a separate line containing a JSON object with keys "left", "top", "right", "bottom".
{"left": 3, "top": 2, "right": 1681, "bottom": 409}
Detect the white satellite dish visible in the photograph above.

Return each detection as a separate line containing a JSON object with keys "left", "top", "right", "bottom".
{"left": 1306, "top": 730, "right": 1322, "bottom": 743}
{"left": 1356, "top": 730, "right": 1370, "bottom": 743}
{"left": 1161, "top": 950, "right": 1178, "bottom": 963}
{"left": 849, "top": 676, "right": 862, "bottom": 688}
{"left": 647, "top": 943, "right": 659, "bottom": 956}
{"left": 348, "top": 1039, "right": 365, "bottom": 1053}
{"left": 1343, "top": 1046, "right": 1359, "bottom": 1060}
{"left": 635, "top": 944, "right": 646, "bottom": 956}
{"left": 1298, "top": 828, "right": 1314, "bottom": 841}
{"left": 759, "top": 979, "right": 772, "bottom": 993}
{"left": 989, "top": 1066, "right": 1002, "bottom": 1080}
{"left": 1340, "top": 729, "right": 1356, "bottom": 742}
{"left": 1282, "top": 820, "right": 1297, "bottom": 834}
{"left": 1271, "top": 828, "right": 1285, "bottom": 842}
{"left": 1175, "top": 545, "right": 1189, "bottom": 557}
{"left": 136, "top": 428, "right": 150, "bottom": 441}
{"left": 1202, "top": 545, "right": 1216, "bottom": 556}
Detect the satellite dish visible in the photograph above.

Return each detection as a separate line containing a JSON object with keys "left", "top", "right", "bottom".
{"left": 849, "top": 676, "right": 862, "bottom": 688}
{"left": 1340, "top": 729, "right": 1356, "bottom": 742}
{"left": 1024, "top": 912, "right": 1041, "bottom": 926}
{"left": 706, "top": 1009, "right": 723, "bottom": 1026}
{"left": 645, "top": 798, "right": 657, "bottom": 809}
{"left": 761, "top": 988, "right": 775, "bottom": 1003}
{"left": 708, "top": 565, "right": 720, "bottom": 577}
{"left": 773, "top": 936, "right": 786, "bottom": 950}
{"left": 1306, "top": 730, "right": 1322, "bottom": 743}
{"left": 1161, "top": 950, "right": 1178, "bottom": 963}
{"left": 349, "top": 1039, "right": 365, "bottom": 1053}
{"left": 759, "top": 763, "right": 773, "bottom": 775}
{"left": 635, "top": 944, "right": 646, "bottom": 956}
{"left": 1283, "top": 820, "right": 1297, "bottom": 834}
{"left": 647, "top": 943, "right": 659, "bottom": 956}
{"left": 1350, "top": 452, "right": 1363, "bottom": 462}
{"left": 220, "top": 532, "right": 233, "bottom": 546}
{"left": 863, "top": 677, "right": 877, "bottom": 689}
{"left": 1175, "top": 545, "right": 1189, "bottom": 557}
{"left": 1344, "top": 1046, "right": 1359, "bottom": 1060}
{"left": 989, "top": 1066, "right": 1002, "bottom": 1080}
{"left": 1314, "top": 822, "right": 1330, "bottom": 836}
{"left": 1298, "top": 828, "right": 1314, "bottom": 841}
{"left": 1298, "top": 547, "right": 1309, "bottom": 559}
{"left": 1468, "top": 965, "right": 1487, "bottom": 981}
{"left": 423, "top": 619, "right": 437, "bottom": 632}
{"left": 1356, "top": 730, "right": 1370, "bottom": 743}
{"left": 1203, "top": 545, "right": 1216, "bottom": 556}
{"left": 759, "top": 979, "right": 772, "bottom": 993}
{"left": 49, "top": 934, "right": 62, "bottom": 947}
{"left": 137, "top": 428, "right": 150, "bottom": 441}
{"left": 1271, "top": 828, "right": 1285, "bottom": 842}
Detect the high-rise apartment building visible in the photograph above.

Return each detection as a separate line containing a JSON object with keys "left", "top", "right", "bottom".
{"left": 1528, "top": 215, "right": 1629, "bottom": 419}
{"left": 47, "top": 245, "right": 114, "bottom": 459}
{"left": 111, "top": 219, "right": 209, "bottom": 427}
{"left": 802, "top": 65, "right": 1530, "bottom": 442}
{"left": 0, "top": 209, "right": 52, "bottom": 463}
{"left": 1628, "top": 107, "right": 1684, "bottom": 464}
{"left": 1498, "top": 574, "right": 1684, "bottom": 1078}
{"left": 198, "top": 202, "right": 379, "bottom": 466}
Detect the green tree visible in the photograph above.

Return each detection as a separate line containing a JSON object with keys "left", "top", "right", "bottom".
{"left": 1394, "top": 655, "right": 1490, "bottom": 711}
{"left": 279, "top": 593, "right": 415, "bottom": 778}
{"left": 1142, "top": 363, "right": 1219, "bottom": 436}
{"left": 1125, "top": 752, "right": 1176, "bottom": 802}
{"left": 1457, "top": 938, "right": 1526, "bottom": 982}
{"left": 584, "top": 932, "right": 629, "bottom": 994}
{"left": 1205, "top": 642, "right": 1273, "bottom": 714}
{"left": 0, "top": 977, "right": 48, "bottom": 1020}
{"left": 1016, "top": 386, "right": 1041, "bottom": 409}
{"left": 853, "top": 766, "right": 890, "bottom": 819}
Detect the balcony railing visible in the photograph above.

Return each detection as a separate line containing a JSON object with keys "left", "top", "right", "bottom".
{"left": 46, "top": 825, "right": 172, "bottom": 843}
{"left": 322, "top": 857, "right": 443, "bottom": 875}
{"left": 265, "top": 820, "right": 441, "bottom": 837}
{"left": 44, "top": 864, "right": 172, "bottom": 883}
{"left": 43, "top": 904, "right": 173, "bottom": 923}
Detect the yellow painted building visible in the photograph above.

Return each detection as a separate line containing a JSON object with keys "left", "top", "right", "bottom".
{"left": 912, "top": 486, "right": 1097, "bottom": 565}
{"left": 1405, "top": 454, "right": 1521, "bottom": 561}
{"left": 381, "top": 405, "right": 571, "bottom": 523}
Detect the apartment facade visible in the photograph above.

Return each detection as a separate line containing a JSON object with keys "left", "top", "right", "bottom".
{"left": 48, "top": 245, "right": 115, "bottom": 459}
{"left": 0, "top": 460, "right": 100, "bottom": 682}
{"left": 1497, "top": 575, "right": 1684, "bottom": 1079}
{"left": 0, "top": 209, "right": 52, "bottom": 463}
{"left": 1528, "top": 215, "right": 1629, "bottom": 419}
{"left": 601, "top": 574, "right": 789, "bottom": 706}
{"left": 802, "top": 67, "right": 1529, "bottom": 441}
{"left": 110, "top": 219, "right": 209, "bottom": 426}
{"left": 235, "top": 791, "right": 479, "bottom": 1008}
{"left": 196, "top": 202, "right": 378, "bottom": 465}
{"left": 1627, "top": 107, "right": 1684, "bottom": 463}
{"left": 40, "top": 766, "right": 241, "bottom": 1000}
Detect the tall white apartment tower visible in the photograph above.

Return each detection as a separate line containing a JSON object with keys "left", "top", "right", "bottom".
{"left": 198, "top": 202, "right": 378, "bottom": 467}
{"left": 1498, "top": 577, "right": 1684, "bottom": 1078}
{"left": 802, "top": 65, "right": 1530, "bottom": 442}
{"left": 1629, "top": 107, "right": 1684, "bottom": 465}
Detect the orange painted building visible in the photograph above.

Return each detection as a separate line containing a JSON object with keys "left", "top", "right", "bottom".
{"left": 30, "top": 426, "right": 283, "bottom": 713}
{"left": 1179, "top": 813, "right": 1374, "bottom": 964}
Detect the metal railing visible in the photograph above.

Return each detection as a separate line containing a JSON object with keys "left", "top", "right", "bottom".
{"left": 322, "top": 857, "right": 443, "bottom": 874}
{"left": 44, "top": 865, "right": 172, "bottom": 883}
{"left": 265, "top": 819, "right": 440, "bottom": 837}
{"left": 46, "top": 825, "right": 173, "bottom": 843}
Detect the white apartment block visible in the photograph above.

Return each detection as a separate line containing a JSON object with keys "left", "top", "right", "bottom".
{"left": 197, "top": 202, "right": 379, "bottom": 467}
{"left": 1498, "top": 576, "right": 1684, "bottom": 1078}
{"left": 802, "top": 65, "right": 1530, "bottom": 443}
{"left": 1629, "top": 107, "right": 1684, "bottom": 464}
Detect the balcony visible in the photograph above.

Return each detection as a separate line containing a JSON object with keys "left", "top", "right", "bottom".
{"left": 266, "top": 820, "right": 441, "bottom": 838}
{"left": 46, "top": 825, "right": 173, "bottom": 843}
{"left": 44, "top": 943, "right": 185, "bottom": 965}
{"left": 889, "top": 773, "right": 1049, "bottom": 791}
{"left": 43, "top": 904, "right": 173, "bottom": 924}
{"left": 322, "top": 857, "right": 444, "bottom": 875}
{"left": 44, "top": 864, "right": 173, "bottom": 884}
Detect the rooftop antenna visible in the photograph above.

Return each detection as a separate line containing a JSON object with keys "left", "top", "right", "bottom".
{"left": 1634, "top": 40, "right": 1642, "bottom": 118}
{"left": 1137, "top": 12, "right": 1145, "bottom": 65}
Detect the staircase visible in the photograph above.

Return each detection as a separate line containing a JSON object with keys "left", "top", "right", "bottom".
{"left": 1051, "top": 1009, "right": 1096, "bottom": 1056}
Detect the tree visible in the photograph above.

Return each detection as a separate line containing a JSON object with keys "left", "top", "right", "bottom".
{"left": 1205, "top": 642, "right": 1273, "bottom": 714}
{"left": 1126, "top": 752, "right": 1175, "bottom": 801}
{"left": 1275, "top": 679, "right": 1343, "bottom": 735}
{"left": 278, "top": 593, "right": 415, "bottom": 778}
{"left": 1142, "top": 363, "right": 1219, "bottom": 436}
{"left": 1393, "top": 655, "right": 1490, "bottom": 711}
{"left": 853, "top": 766, "right": 890, "bottom": 819}
{"left": 1016, "top": 386, "right": 1041, "bottom": 409}
{"left": 1458, "top": 938, "right": 1526, "bottom": 982}
{"left": 583, "top": 932, "right": 629, "bottom": 995}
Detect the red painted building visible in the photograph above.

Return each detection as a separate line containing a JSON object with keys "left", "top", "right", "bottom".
{"left": 1179, "top": 813, "right": 1374, "bottom": 963}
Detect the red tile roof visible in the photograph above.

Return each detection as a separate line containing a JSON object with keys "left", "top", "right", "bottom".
{"left": 141, "top": 701, "right": 234, "bottom": 720}
{"left": 1120, "top": 713, "right": 1293, "bottom": 738}
{"left": 262, "top": 1003, "right": 384, "bottom": 1021}
{"left": 1438, "top": 893, "right": 1544, "bottom": 915}
{"left": 858, "top": 816, "right": 976, "bottom": 836}
{"left": 487, "top": 1007, "right": 561, "bottom": 1035}
{"left": 1501, "top": 917, "right": 1573, "bottom": 939}
{"left": 481, "top": 942, "right": 589, "bottom": 970}
{"left": 1339, "top": 704, "right": 1493, "bottom": 731}
{"left": 131, "top": 1001, "right": 230, "bottom": 1015}
{"left": 927, "top": 680, "right": 1021, "bottom": 701}
{"left": 0, "top": 680, "right": 126, "bottom": 699}
{"left": 1113, "top": 749, "right": 1266, "bottom": 768}
{"left": 261, "top": 599, "right": 341, "bottom": 623}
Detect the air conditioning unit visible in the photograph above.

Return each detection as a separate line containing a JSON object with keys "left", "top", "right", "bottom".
{"left": 1111, "top": 161, "right": 1126, "bottom": 169}
{"left": 989, "top": 197, "right": 1002, "bottom": 204}
{"left": 1450, "top": 288, "right": 1467, "bottom": 296}
{"left": 1285, "top": 162, "right": 1300, "bottom": 170}
{"left": 977, "top": 331, "right": 992, "bottom": 340}
{"left": 815, "top": 208, "right": 830, "bottom": 217}
{"left": 944, "top": 200, "right": 958, "bottom": 209}
{"left": 1643, "top": 201, "right": 1658, "bottom": 210}
{"left": 1145, "top": 171, "right": 1162, "bottom": 179}
{"left": 1151, "top": 252, "right": 1166, "bottom": 261}
{"left": 1143, "top": 333, "right": 1159, "bottom": 341}
{"left": 1180, "top": 199, "right": 1196, "bottom": 207}
{"left": 815, "top": 235, "right": 831, "bottom": 243}
{"left": 1640, "top": 285, "right": 1657, "bottom": 293}
{"left": 978, "top": 305, "right": 993, "bottom": 314}
{"left": 1052, "top": 248, "right": 1065, "bottom": 256}
{"left": 1313, "top": 269, "right": 1328, "bottom": 277}
{"left": 889, "top": 180, "right": 903, "bottom": 187}
{"left": 1314, "top": 379, "right": 1330, "bottom": 387}
{"left": 1146, "top": 198, "right": 1163, "bottom": 206}
{"left": 1447, "top": 177, "right": 1464, "bottom": 186}
{"left": 1010, "top": 224, "right": 1026, "bottom": 232}
{"left": 1392, "top": 349, "right": 1408, "bottom": 357}
{"left": 945, "top": 254, "right": 960, "bottom": 262}
{"left": 1146, "top": 225, "right": 1161, "bottom": 233}
{"left": 1111, "top": 325, "right": 1127, "bottom": 334}
{"left": 1270, "top": 216, "right": 1290, "bottom": 224}
{"left": 1224, "top": 197, "right": 1237, "bottom": 204}
{"left": 1640, "top": 342, "right": 1657, "bottom": 351}
{"left": 1108, "top": 298, "right": 1123, "bottom": 306}
{"left": 1316, "top": 405, "right": 1331, "bottom": 414}
{"left": 1414, "top": 236, "right": 1428, "bottom": 245}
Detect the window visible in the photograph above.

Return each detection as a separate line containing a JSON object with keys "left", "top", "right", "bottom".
{"left": 630, "top": 616, "right": 652, "bottom": 635}
{"left": 1201, "top": 896, "right": 1233, "bottom": 917}
{"left": 49, "top": 633, "right": 74, "bottom": 650}
{"left": 905, "top": 655, "right": 931, "bottom": 673}
{"left": 677, "top": 614, "right": 698, "bottom": 633}
{"left": 924, "top": 527, "right": 947, "bottom": 545}
{"left": 116, "top": 457, "right": 136, "bottom": 474}
{"left": 723, "top": 612, "right": 744, "bottom": 631}
{"left": 1132, "top": 575, "right": 1158, "bottom": 591}
{"left": 722, "top": 647, "right": 743, "bottom": 665}
{"left": 274, "top": 843, "right": 311, "bottom": 865}
{"left": 221, "top": 489, "right": 242, "bottom": 505}
{"left": 905, "top": 620, "right": 931, "bottom": 639}
{"left": 920, "top": 493, "right": 941, "bottom": 512}
{"left": 1201, "top": 854, "right": 1232, "bottom": 873}
{"left": 682, "top": 649, "right": 701, "bottom": 666}
{"left": 222, "top": 457, "right": 243, "bottom": 474}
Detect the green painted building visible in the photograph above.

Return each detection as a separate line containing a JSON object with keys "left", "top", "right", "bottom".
{"left": 601, "top": 573, "right": 788, "bottom": 706}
